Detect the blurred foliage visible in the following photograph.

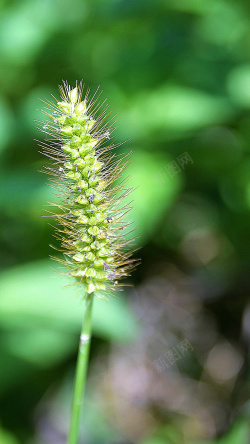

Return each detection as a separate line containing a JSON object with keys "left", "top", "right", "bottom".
{"left": 0, "top": 0, "right": 250, "bottom": 443}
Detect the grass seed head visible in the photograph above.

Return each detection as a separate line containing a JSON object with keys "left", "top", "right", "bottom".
{"left": 39, "top": 80, "right": 137, "bottom": 298}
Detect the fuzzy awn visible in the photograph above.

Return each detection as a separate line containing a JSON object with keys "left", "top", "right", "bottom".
{"left": 39, "top": 81, "right": 137, "bottom": 443}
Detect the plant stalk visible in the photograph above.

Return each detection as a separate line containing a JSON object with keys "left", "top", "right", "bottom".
{"left": 68, "top": 292, "right": 94, "bottom": 444}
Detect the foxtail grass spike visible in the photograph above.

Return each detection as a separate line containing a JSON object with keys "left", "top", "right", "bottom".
{"left": 39, "top": 80, "right": 137, "bottom": 298}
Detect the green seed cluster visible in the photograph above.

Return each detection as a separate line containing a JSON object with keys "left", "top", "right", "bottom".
{"left": 40, "top": 83, "right": 134, "bottom": 296}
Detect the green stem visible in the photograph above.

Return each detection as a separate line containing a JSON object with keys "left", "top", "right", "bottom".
{"left": 68, "top": 292, "right": 94, "bottom": 444}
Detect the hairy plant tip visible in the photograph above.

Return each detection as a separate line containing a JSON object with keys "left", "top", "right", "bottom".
{"left": 38, "top": 80, "right": 138, "bottom": 298}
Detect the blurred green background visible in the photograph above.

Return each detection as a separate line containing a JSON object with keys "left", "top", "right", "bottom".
{"left": 0, "top": 0, "right": 249, "bottom": 443}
